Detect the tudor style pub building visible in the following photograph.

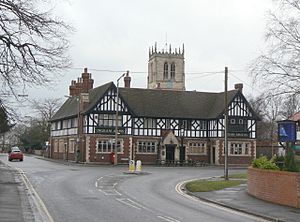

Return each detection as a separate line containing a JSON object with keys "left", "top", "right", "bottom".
{"left": 49, "top": 44, "right": 259, "bottom": 165}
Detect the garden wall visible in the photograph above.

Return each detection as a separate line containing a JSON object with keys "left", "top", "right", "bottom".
{"left": 248, "top": 167, "right": 300, "bottom": 208}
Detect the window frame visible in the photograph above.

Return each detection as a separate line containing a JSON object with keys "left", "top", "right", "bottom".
{"left": 137, "top": 141, "right": 157, "bottom": 154}
{"left": 96, "top": 139, "right": 123, "bottom": 154}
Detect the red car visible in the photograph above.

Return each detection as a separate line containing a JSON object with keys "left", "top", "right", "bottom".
{"left": 8, "top": 147, "right": 24, "bottom": 161}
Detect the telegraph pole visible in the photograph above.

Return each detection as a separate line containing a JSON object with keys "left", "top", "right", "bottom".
{"left": 224, "top": 67, "right": 229, "bottom": 180}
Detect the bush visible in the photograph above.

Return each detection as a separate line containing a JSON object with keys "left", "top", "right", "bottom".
{"left": 285, "top": 150, "right": 299, "bottom": 172}
{"left": 252, "top": 156, "right": 279, "bottom": 170}
{"left": 271, "top": 154, "right": 285, "bottom": 170}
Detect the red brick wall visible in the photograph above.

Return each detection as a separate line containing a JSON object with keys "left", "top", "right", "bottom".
{"left": 135, "top": 154, "right": 157, "bottom": 164}
{"left": 88, "top": 136, "right": 130, "bottom": 164}
{"left": 248, "top": 167, "right": 300, "bottom": 208}
{"left": 217, "top": 140, "right": 255, "bottom": 165}
{"left": 187, "top": 155, "right": 209, "bottom": 162}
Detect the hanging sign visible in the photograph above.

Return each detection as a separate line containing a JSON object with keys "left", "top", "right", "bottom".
{"left": 277, "top": 120, "right": 296, "bottom": 142}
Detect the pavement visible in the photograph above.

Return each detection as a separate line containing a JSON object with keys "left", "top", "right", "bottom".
{"left": 185, "top": 178, "right": 300, "bottom": 222}
{"left": 1, "top": 155, "right": 300, "bottom": 222}
{"left": 0, "top": 160, "right": 34, "bottom": 222}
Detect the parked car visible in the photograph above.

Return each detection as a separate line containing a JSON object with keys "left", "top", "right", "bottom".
{"left": 8, "top": 147, "right": 24, "bottom": 161}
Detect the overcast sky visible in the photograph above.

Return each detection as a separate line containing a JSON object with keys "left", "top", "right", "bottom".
{"left": 25, "top": 0, "right": 273, "bottom": 114}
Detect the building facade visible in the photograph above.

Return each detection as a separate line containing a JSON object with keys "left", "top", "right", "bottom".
{"left": 49, "top": 66, "right": 259, "bottom": 165}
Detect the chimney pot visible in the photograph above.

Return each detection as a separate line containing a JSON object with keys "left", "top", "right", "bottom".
{"left": 124, "top": 71, "right": 131, "bottom": 88}
{"left": 234, "top": 83, "right": 243, "bottom": 92}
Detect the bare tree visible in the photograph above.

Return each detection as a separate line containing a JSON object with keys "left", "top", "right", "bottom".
{"left": 31, "top": 98, "right": 62, "bottom": 122}
{"left": 251, "top": 0, "right": 300, "bottom": 96}
{"left": 279, "top": 94, "right": 300, "bottom": 118}
{"left": 0, "top": 0, "right": 72, "bottom": 98}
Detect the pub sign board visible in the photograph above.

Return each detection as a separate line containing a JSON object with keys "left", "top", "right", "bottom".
{"left": 277, "top": 120, "right": 296, "bottom": 142}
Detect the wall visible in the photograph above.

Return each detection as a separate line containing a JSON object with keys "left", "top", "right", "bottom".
{"left": 248, "top": 167, "right": 300, "bottom": 208}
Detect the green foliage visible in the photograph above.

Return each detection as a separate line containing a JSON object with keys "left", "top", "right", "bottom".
{"left": 221, "top": 173, "right": 247, "bottom": 179}
{"left": 285, "top": 150, "right": 299, "bottom": 172}
{"left": 186, "top": 180, "right": 245, "bottom": 192}
{"left": 0, "top": 106, "right": 11, "bottom": 134}
{"left": 252, "top": 156, "right": 279, "bottom": 170}
{"left": 271, "top": 154, "right": 285, "bottom": 170}
{"left": 19, "top": 120, "right": 50, "bottom": 150}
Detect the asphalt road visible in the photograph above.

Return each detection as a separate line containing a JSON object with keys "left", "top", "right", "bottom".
{"left": 0, "top": 154, "right": 266, "bottom": 222}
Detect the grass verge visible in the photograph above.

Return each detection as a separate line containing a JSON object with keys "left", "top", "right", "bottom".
{"left": 185, "top": 180, "right": 245, "bottom": 192}
{"left": 221, "top": 173, "right": 247, "bottom": 179}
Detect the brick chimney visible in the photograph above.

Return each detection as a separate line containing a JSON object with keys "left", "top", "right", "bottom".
{"left": 69, "top": 68, "right": 94, "bottom": 96}
{"left": 124, "top": 71, "right": 131, "bottom": 88}
{"left": 234, "top": 83, "right": 243, "bottom": 93}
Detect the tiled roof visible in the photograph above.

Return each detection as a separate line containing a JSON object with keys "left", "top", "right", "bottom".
{"left": 118, "top": 87, "right": 238, "bottom": 119}
{"left": 50, "top": 82, "right": 113, "bottom": 121}
{"left": 50, "top": 81, "right": 252, "bottom": 121}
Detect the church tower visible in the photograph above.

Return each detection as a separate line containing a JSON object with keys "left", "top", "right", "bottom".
{"left": 147, "top": 43, "right": 185, "bottom": 91}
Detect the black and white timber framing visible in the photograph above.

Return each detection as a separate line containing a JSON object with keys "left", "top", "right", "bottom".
{"left": 51, "top": 82, "right": 258, "bottom": 140}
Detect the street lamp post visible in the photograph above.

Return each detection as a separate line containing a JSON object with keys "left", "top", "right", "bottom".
{"left": 180, "top": 128, "right": 184, "bottom": 165}
{"left": 76, "top": 95, "right": 80, "bottom": 163}
{"left": 114, "top": 72, "right": 127, "bottom": 165}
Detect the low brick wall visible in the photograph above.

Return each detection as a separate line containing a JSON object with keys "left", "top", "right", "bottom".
{"left": 248, "top": 167, "right": 300, "bottom": 208}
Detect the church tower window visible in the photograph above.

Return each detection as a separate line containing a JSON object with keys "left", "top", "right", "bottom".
{"left": 171, "top": 63, "right": 175, "bottom": 79}
{"left": 163, "top": 62, "right": 168, "bottom": 79}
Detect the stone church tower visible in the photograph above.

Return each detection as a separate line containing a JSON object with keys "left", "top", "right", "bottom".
{"left": 147, "top": 43, "right": 185, "bottom": 91}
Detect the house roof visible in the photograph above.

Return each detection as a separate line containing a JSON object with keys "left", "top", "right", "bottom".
{"left": 50, "top": 82, "right": 112, "bottom": 121}
{"left": 289, "top": 111, "right": 300, "bottom": 121}
{"left": 50, "top": 81, "right": 254, "bottom": 121}
{"left": 118, "top": 87, "right": 238, "bottom": 119}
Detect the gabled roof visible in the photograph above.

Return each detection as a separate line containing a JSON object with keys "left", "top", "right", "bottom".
{"left": 50, "top": 82, "right": 113, "bottom": 121}
{"left": 51, "top": 81, "right": 258, "bottom": 121}
{"left": 118, "top": 87, "right": 238, "bottom": 119}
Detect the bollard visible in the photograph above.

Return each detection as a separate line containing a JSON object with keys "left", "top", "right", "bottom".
{"left": 129, "top": 160, "right": 135, "bottom": 173}
{"left": 136, "top": 160, "right": 142, "bottom": 172}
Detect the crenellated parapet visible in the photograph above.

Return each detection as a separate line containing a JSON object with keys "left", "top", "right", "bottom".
{"left": 149, "top": 42, "right": 184, "bottom": 59}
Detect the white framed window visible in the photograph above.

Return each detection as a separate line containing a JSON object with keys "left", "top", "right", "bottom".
{"left": 188, "top": 142, "right": 206, "bottom": 155}
{"left": 229, "top": 142, "right": 251, "bottom": 156}
{"left": 143, "top": 118, "right": 157, "bottom": 128}
{"left": 137, "top": 141, "right": 157, "bottom": 153}
{"left": 98, "top": 114, "right": 122, "bottom": 127}
{"left": 96, "top": 139, "right": 123, "bottom": 153}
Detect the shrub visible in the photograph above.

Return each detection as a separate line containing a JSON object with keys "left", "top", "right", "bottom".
{"left": 285, "top": 150, "right": 299, "bottom": 172}
{"left": 252, "top": 156, "right": 279, "bottom": 170}
{"left": 271, "top": 154, "right": 285, "bottom": 170}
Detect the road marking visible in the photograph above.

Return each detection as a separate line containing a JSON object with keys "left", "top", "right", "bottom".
{"left": 16, "top": 168, "right": 55, "bottom": 222}
{"left": 175, "top": 180, "right": 268, "bottom": 222}
{"left": 158, "top": 215, "right": 181, "bottom": 222}
{"left": 125, "top": 198, "right": 145, "bottom": 209}
{"left": 116, "top": 198, "right": 142, "bottom": 210}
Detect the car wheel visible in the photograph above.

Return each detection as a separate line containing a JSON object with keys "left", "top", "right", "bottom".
{"left": 8, "top": 158, "right": 12, "bottom": 161}
{"left": 20, "top": 159, "right": 23, "bottom": 162}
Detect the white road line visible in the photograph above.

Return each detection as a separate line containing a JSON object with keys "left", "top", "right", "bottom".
{"left": 16, "top": 168, "right": 55, "bottom": 222}
{"left": 158, "top": 215, "right": 181, "bottom": 222}
{"left": 163, "top": 215, "right": 181, "bottom": 222}
{"left": 116, "top": 198, "right": 141, "bottom": 210}
{"left": 98, "top": 189, "right": 121, "bottom": 196}
{"left": 113, "top": 189, "right": 122, "bottom": 196}
{"left": 125, "top": 198, "right": 145, "bottom": 209}
{"left": 175, "top": 180, "right": 268, "bottom": 222}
